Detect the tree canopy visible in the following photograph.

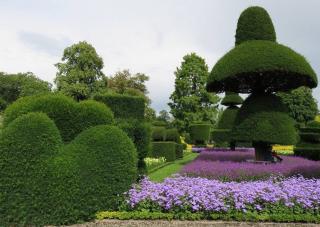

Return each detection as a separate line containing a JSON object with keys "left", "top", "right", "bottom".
{"left": 54, "top": 41, "right": 107, "bottom": 101}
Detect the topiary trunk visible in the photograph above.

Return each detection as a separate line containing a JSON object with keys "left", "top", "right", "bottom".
{"left": 230, "top": 141, "right": 236, "bottom": 151}
{"left": 253, "top": 142, "right": 273, "bottom": 161}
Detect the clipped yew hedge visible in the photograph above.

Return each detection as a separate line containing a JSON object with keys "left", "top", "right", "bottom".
{"left": 151, "top": 142, "right": 176, "bottom": 162}
{"left": 189, "top": 123, "right": 211, "bottom": 145}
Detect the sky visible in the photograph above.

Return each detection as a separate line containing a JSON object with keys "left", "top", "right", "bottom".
{"left": 0, "top": 0, "right": 319, "bottom": 112}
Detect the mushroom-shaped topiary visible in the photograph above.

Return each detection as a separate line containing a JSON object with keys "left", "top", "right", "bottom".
{"left": 207, "top": 6, "right": 317, "bottom": 160}
{"left": 220, "top": 92, "right": 243, "bottom": 106}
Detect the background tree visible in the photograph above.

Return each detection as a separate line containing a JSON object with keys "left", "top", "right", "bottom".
{"left": 157, "top": 110, "right": 171, "bottom": 123}
{"left": 278, "top": 86, "right": 318, "bottom": 126}
{"left": 0, "top": 72, "right": 51, "bottom": 105}
{"left": 54, "top": 41, "right": 107, "bottom": 101}
{"left": 169, "top": 53, "right": 220, "bottom": 132}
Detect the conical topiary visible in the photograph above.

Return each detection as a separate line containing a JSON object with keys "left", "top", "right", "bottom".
{"left": 206, "top": 6, "right": 317, "bottom": 160}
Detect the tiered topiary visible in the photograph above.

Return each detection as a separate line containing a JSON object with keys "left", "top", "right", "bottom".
{"left": 295, "top": 121, "right": 320, "bottom": 160}
{"left": 0, "top": 113, "right": 63, "bottom": 225}
{"left": 189, "top": 123, "right": 211, "bottom": 146}
{"left": 212, "top": 92, "right": 243, "bottom": 148}
{"left": 94, "top": 93, "right": 151, "bottom": 175}
{"left": 206, "top": 6, "right": 317, "bottom": 161}
{"left": 3, "top": 94, "right": 114, "bottom": 142}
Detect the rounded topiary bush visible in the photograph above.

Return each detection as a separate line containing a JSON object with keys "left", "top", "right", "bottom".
{"left": 0, "top": 112, "right": 62, "bottom": 225}
{"left": 50, "top": 125, "right": 137, "bottom": 224}
{"left": 152, "top": 126, "right": 166, "bottom": 141}
{"left": 189, "top": 123, "right": 211, "bottom": 145}
{"left": 221, "top": 92, "right": 243, "bottom": 106}
{"left": 235, "top": 6, "right": 276, "bottom": 45}
{"left": 295, "top": 120, "right": 320, "bottom": 160}
{"left": 232, "top": 93, "right": 298, "bottom": 145}
{"left": 74, "top": 100, "right": 114, "bottom": 135}
{"left": 217, "top": 106, "right": 239, "bottom": 129}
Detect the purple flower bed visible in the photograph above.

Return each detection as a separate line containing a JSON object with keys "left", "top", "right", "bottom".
{"left": 192, "top": 147, "right": 254, "bottom": 153}
{"left": 126, "top": 176, "right": 320, "bottom": 212}
{"left": 181, "top": 151, "right": 320, "bottom": 181}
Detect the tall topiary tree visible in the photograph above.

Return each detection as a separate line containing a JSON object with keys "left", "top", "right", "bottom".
{"left": 212, "top": 92, "right": 243, "bottom": 149}
{"left": 207, "top": 6, "right": 317, "bottom": 161}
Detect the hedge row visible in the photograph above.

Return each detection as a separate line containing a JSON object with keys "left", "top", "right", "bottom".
{"left": 189, "top": 123, "right": 211, "bottom": 145}
{"left": 151, "top": 142, "right": 176, "bottom": 162}
{"left": 3, "top": 94, "right": 114, "bottom": 142}
{"left": 295, "top": 121, "right": 320, "bottom": 160}
{"left": 94, "top": 93, "right": 145, "bottom": 119}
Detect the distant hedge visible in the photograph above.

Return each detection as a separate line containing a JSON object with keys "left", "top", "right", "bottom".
{"left": 117, "top": 119, "right": 151, "bottom": 175}
{"left": 189, "top": 123, "right": 211, "bottom": 145}
{"left": 50, "top": 125, "right": 137, "bottom": 224}
{"left": 175, "top": 143, "right": 184, "bottom": 159}
{"left": 94, "top": 93, "right": 145, "bottom": 119}
{"left": 165, "top": 128, "right": 180, "bottom": 143}
{"left": 151, "top": 142, "right": 176, "bottom": 162}
{"left": 235, "top": 6, "right": 276, "bottom": 45}
{"left": 152, "top": 126, "right": 166, "bottom": 141}
{"left": 295, "top": 121, "right": 320, "bottom": 160}
{"left": 207, "top": 40, "right": 317, "bottom": 93}
{"left": 3, "top": 94, "right": 114, "bottom": 142}
{"left": 0, "top": 113, "right": 62, "bottom": 225}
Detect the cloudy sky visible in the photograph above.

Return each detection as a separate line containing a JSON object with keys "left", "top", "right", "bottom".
{"left": 0, "top": 0, "right": 319, "bottom": 112}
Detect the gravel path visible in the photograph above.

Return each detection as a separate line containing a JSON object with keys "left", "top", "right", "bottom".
{"left": 68, "top": 220, "right": 320, "bottom": 227}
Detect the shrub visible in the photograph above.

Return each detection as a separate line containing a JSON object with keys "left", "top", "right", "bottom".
{"left": 235, "top": 6, "right": 276, "bottom": 45}
{"left": 207, "top": 40, "right": 317, "bottom": 93}
{"left": 151, "top": 142, "right": 176, "bottom": 162}
{"left": 232, "top": 94, "right": 298, "bottom": 145}
{"left": 211, "top": 129, "right": 230, "bottom": 147}
{"left": 117, "top": 119, "right": 151, "bottom": 175}
{"left": 0, "top": 97, "right": 7, "bottom": 111}
{"left": 152, "top": 120, "right": 168, "bottom": 127}
{"left": 152, "top": 126, "right": 166, "bottom": 141}
{"left": 94, "top": 93, "right": 145, "bottom": 119}
{"left": 175, "top": 143, "right": 184, "bottom": 159}
{"left": 217, "top": 106, "right": 239, "bottom": 129}
{"left": 50, "top": 125, "right": 137, "bottom": 224}
{"left": 220, "top": 92, "right": 243, "bottom": 106}
{"left": 165, "top": 128, "right": 180, "bottom": 143}
{"left": 189, "top": 123, "right": 211, "bottom": 145}
{"left": 0, "top": 112, "right": 62, "bottom": 225}
{"left": 3, "top": 94, "right": 114, "bottom": 142}
{"left": 295, "top": 120, "right": 320, "bottom": 160}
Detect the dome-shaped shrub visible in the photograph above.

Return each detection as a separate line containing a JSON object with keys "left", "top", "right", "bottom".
{"left": 232, "top": 93, "right": 298, "bottom": 145}
{"left": 0, "top": 112, "right": 62, "bottom": 225}
{"left": 221, "top": 92, "right": 243, "bottom": 106}
{"left": 217, "top": 106, "right": 239, "bottom": 129}
{"left": 189, "top": 123, "right": 211, "bottom": 145}
{"left": 50, "top": 125, "right": 137, "bottom": 224}
{"left": 295, "top": 120, "right": 320, "bottom": 160}
{"left": 235, "top": 6, "right": 276, "bottom": 45}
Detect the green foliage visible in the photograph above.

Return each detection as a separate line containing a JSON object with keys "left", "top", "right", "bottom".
{"left": 51, "top": 125, "right": 137, "bottom": 224}
{"left": 94, "top": 93, "right": 145, "bottom": 119}
{"left": 207, "top": 40, "right": 317, "bottom": 93}
{"left": 169, "top": 53, "right": 220, "bottom": 132}
{"left": 96, "top": 210, "right": 320, "bottom": 223}
{"left": 0, "top": 113, "right": 62, "bottom": 225}
{"left": 220, "top": 92, "right": 243, "bottom": 106}
{"left": 165, "top": 128, "right": 180, "bottom": 143}
{"left": 3, "top": 94, "right": 114, "bottom": 142}
{"left": 211, "top": 129, "right": 231, "bottom": 147}
{"left": 157, "top": 110, "right": 171, "bottom": 122}
{"left": 0, "top": 97, "right": 7, "bottom": 112}
{"left": 152, "top": 126, "right": 166, "bottom": 141}
{"left": 175, "top": 143, "right": 184, "bottom": 159}
{"left": 55, "top": 41, "right": 107, "bottom": 101}
{"left": 0, "top": 72, "right": 51, "bottom": 105}
{"left": 278, "top": 86, "right": 318, "bottom": 125}
{"left": 217, "top": 106, "right": 239, "bottom": 129}
{"left": 151, "top": 142, "right": 176, "bottom": 162}
{"left": 116, "top": 119, "right": 151, "bottom": 175}
{"left": 295, "top": 121, "right": 320, "bottom": 160}
{"left": 189, "top": 123, "right": 211, "bottom": 145}
{"left": 232, "top": 93, "right": 298, "bottom": 145}
{"left": 235, "top": 6, "right": 276, "bottom": 45}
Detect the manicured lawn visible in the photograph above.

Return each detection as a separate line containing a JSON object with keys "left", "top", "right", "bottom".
{"left": 148, "top": 152, "right": 198, "bottom": 182}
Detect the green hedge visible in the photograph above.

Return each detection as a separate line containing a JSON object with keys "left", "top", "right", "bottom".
{"left": 217, "top": 106, "right": 239, "bottom": 129}
{"left": 94, "top": 93, "right": 145, "bottom": 119}
{"left": 117, "top": 119, "right": 151, "bottom": 175}
{"left": 235, "top": 6, "right": 276, "bottom": 45}
{"left": 232, "top": 93, "right": 298, "bottom": 145}
{"left": 152, "top": 126, "right": 166, "bottom": 141}
{"left": 151, "top": 142, "right": 176, "bottom": 162}
{"left": 221, "top": 92, "right": 243, "bottom": 106}
{"left": 175, "top": 143, "right": 184, "bottom": 159}
{"left": 3, "top": 94, "right": 114, "bottom": 142}
{"left": 189, "top": 123, "right": 211, "bottom": 145}
{"left": 211, "top": 129, "right": 231, "bottom": 146}
{"left": 0, "top": 112, "right": 62, "bottom": 225}
{"left": 207, "top": 40, "right": 317, "bottom": 93}
{"left": 295, "top": 121, "right": 320, "bottom": 160}
{"left": 0, "top": 97, "right": 7, "bottom": 111}
{"left": 165, "top": 128, "right": 180, "bottom": 143}
{"left": 50, "top": 125, "right": 137, "bottom": 224}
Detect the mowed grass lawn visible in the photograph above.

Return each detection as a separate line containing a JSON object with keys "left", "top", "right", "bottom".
{"left": 148, "top": 152, "right": 198, "bottom": 182}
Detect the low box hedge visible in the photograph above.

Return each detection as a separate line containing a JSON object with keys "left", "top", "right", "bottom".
{"left": 151, "top": 142, "right": 176, "bottom": 162}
